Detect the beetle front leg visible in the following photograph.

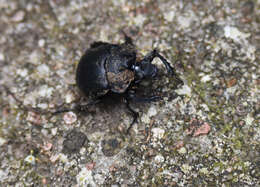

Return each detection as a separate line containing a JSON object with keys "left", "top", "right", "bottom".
{"left": 142, "top": 49, "right": 175, "bottom": 75}
{"left": 140, "top": 49, "right": 183, "bottom": 85}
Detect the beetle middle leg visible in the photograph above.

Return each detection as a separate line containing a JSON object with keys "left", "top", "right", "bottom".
{"left": 123, "top": 96, "right": 139, "bottom": 133}
{"left": 124, "top": 89, "right": 162, "bottom": 133}
{"left": 127, "top": 90, "right": 161, "bottom": 103}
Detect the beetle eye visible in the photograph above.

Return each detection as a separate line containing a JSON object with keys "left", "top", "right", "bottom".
{"left": 134, "top": 66, "right": 140, "bottom": 72}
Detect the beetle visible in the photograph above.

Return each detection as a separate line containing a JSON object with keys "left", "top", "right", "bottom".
{"left": 3, "top": 32, "right": 182, "bottom": 132}
{"left": 75, "top": 32, "right": 183, "bottom": 132}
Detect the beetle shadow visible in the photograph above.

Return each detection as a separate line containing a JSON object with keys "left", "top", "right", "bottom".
{"left": 82, "top": 92, "right": 131, "bottom": 132}
{"left": 82, "top": 90, "right": 155, "bottom": 133}
{"left": 79, "top": 70, "right": 183, "bottom": 133}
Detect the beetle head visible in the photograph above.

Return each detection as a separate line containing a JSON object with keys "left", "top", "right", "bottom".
{"left": 132, "top": 61, "right": 158, "bottom": 81}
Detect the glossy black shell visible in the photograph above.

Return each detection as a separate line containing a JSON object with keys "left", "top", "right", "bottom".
{"left": 76, "top": 43, "right": 136, "bottom": 97}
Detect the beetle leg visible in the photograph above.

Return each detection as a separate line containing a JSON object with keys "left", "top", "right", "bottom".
{"left": 128, "top": 94, "right": 162, "bottom": 103}
{"left": 123, "top": 97, "right": 139, "bottom": 133}
{"left": 140, "top": 50, "right": 183, "bottom": 85}
{"left": 142, "top": 49, "right": 176, "bottom": 75}
{"left": 127, "top": 89, "right": 162, "bottom": 103}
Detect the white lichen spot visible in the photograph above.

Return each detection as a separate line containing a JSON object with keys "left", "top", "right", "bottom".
{"left": 0, "top": 53, "right": 5, "bottom": 61}
{"left": 77, "top": 167, "right": 96, "bottom": 186}
{"left": 59, "top": 153, "right": 68, "bottom": 163}
{"left": 181, "top": 164, "right": 191, "bottom": 174}
{"left": 178, "top": 147, "right": 187, "bottom": 154}
{"left": 0, "top": 169, "right": 7, "bottom": 181}
{"left": 177, "top": 15, "right": 192, "bottom": 29}
{"left": 152, "top": 128, "right": 165, "bottom": 140}
{"left": 29, "top": 51, "right": 40, "bottom": 64}
{"left": 38, "top": 39, "right": 45, "bottom": 47}
{"left": 38, "top": 85, "right": 54, "bottom": 98}
{"left": 17, "top": 68, "right": 28, "bottom": 77}
{"left": 141, "top": 114, "right": 150, "bottom": 124}
{"left": 246, "top": 45, "right": 256, "bottom": 61}
{"left": 57, "top": 69, "right": 66, "bottom": 77}
{"left": 245, "top": 114, "right": 254, "bottom": 126}
{"left": 199, "top": 167, "right": 209, "bottom": 174}
{"left": 37, "top": 64, "right": 50, "bottom": 77}
{"left": 51, "top": 127, "right": 58, "bottom": 136}
{"left": 224, "top": 86, "right": 237, "bottom": 100}
{"left": 0, "top": 137, "right": 7, "bottom": 146}
{"left": 11, "top": 10, "right": 25, "bottom": 22}
{"left": 133, "top": 14, "right": 146, "bottom": 27}
{"left": 65, "top": 92, "right": 75, "bottom": 103}
{"left": 112, "top": 0, "right": 125, "bottom": 6}
{"left": 37, "top": 103, "right": 48, "bottom": 109}
{"left": 93, "top": 173, "right": 105, "bottom": 186}
{"left": 224, "top": 26, "right": 250, "bottom": 43}
{"left": 80, "top": 147, "right": 86, "bottom": 155}
{"left": 244, "top": 161, "right": 251, "bottom": 167}
{"left": 99, "top": 30, "right": 109, "bottom": 42}
{"left": 175, "top": 85, "right": 192, "bottom": 97}
{"left": 148, "top": 105, "right": 157, "bottom": 117}
{"left": 154, "top": 154, "right": 165, "bottom": 163}
{"left": 164, "top": 11, "right": 175, "bottom": 22}
{"left": 24, "top": 155, "right": 36, "bottom": 165}
{"left": 201, "top": 74, "right": 211, "bottom": 83}
{"left": 201, "top": 104, "right": 210, "bottom": 111}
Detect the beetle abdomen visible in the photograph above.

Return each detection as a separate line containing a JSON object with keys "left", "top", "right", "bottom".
{"left": 76, "top": 48, "right": 109, "bottom": 96}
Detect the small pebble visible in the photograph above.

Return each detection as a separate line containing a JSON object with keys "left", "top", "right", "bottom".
{"left": 0, "top": 53, "right": 5, "bottom": 61}
{"left": 0, "top": 137, "right": 7, "bottom": 146}
{"left": 51, "top": 128, "right": 58, "bottom": 136}
{"left": 148, "top": 106, "right": 157, "bottom": 117}
{"left": 154, "top": 154, "right": 165, "bottom": 163}
{"left": 193, "top": 122, "right": 211, "bottom": 137}
{"left": 11, "top": 11, "right": 25, "bottom": 22}
{"left": 178, "top": 147, "right": 187, "bottom": 154}
{"left": 24, "top": 155, "right": 36, "bottom": 165}
{"left": 26, "top": 111, "right": 42, "bottom": 125}
{"left": 38, "top": 39, "right": 45, "bottom": 47}
{"left": 152, "top": 128, "right": 165, "bottom": 139}
{"left": 37, "top": 64, "right": 50, "bottom": 77}
{"left": 63, "top": 112, "right": 77, "bottom": 125}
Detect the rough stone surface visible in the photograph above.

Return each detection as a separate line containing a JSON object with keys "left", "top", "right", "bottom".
{"left": 0, "top": 0, "right": 259, "bottom": 186}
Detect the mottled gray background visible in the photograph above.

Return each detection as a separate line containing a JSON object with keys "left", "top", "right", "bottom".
{"left": 0, "top": 0, "right": 259, "bottom": 186}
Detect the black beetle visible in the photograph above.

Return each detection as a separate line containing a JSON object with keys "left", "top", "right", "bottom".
{"left": 75, "top": 32, "right": 182, "bottom": 132}
{"left": 2, "top": 32, "right": 182, "bottom": 132}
